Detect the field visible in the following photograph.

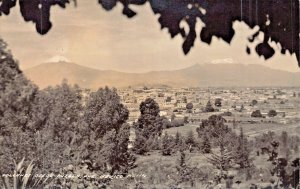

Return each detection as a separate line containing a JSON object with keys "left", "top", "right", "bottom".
{"left": 125, "top": 120, "right": 300, "bottom": 188}
{"left": 164, "top": 121, "right": 300, "bottom": 139}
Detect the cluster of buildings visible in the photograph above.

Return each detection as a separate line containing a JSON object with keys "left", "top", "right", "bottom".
{"left": 117, "top": 87, "right": 300, "bottom": 124}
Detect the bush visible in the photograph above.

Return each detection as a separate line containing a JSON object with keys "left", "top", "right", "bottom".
{"left": 204, "top": 100, "right": 214, "bottom": 112}
{"left": 268, "top": 110, "right": 277, "bottom": 117}
{"left": 250, "top": 99, "right": 258, "bottom": 106}
{"left": 161, "top": 132, "right": 175, "bottom": 156}
{"left": 220, "top": 111, "right": 233, "bottom": 116}
{"left": 251, "top": 110, "right": 263, "bottom": 118}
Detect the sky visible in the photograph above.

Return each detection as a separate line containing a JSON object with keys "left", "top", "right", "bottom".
{"left": 0, "top": 1, "right": 299, "bottom": 73}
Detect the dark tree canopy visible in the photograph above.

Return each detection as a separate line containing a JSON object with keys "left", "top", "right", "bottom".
{"left": 0, "top": 0, "right": 299, "bottom": 66}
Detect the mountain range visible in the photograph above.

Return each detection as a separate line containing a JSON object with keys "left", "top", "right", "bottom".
{"left": 23, "top": 62, "right": 300, "bottom": 89}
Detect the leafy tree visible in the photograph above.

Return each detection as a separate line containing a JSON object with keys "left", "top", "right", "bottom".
{"left": 176, "top": 149, "right": 190, "bottom": 185}
{"left": 239, "top": 104, "right": 245, "bottom": 112}
{"left": 207, "top": 132, "right": 236, "bottom": 181}
{"left": 183, "top": 116, "right": 189, "bottom": 124}
{"left": 133, "top": 98, "right": 164, "bottom": 154}
{"left": 197, "top": 115, "right": 227, "bottom": 139}
{"left": 162, "top": 117, "right": 172, "bottom": 129}
{"left": 197, "top": 115, "right": 236, "bottom": 180}
{"left": 268, "top": 109, "right": 277, "bottom": 117}
{"left": 175, "top": 131, "right": 181, "bottom": 145}
{"left": 233, "top": 127, "right": 252, "bottom": 169}
{"left": 182, "top": 96, "right": 187, "bottom": 103}
{"left": 0, "top": 38, "right": 38, "bottom": 172}
{"left": 83, "top": 87, "right": 129, "bottom": 138}
{"left": 214, "top": 98, "right": 222, "bottom": 107}
{"left": 175, "top": 149, "right": 200, "bottom": 187}
{"left": 133, "top": 134, "right": 149, "bottom": 155}
{"left": 280, "top": 131, "right": 290, "bottom": 159}
{"left": 29, "top": 80, "right": 83, "bottom": 171}
{"left": 161, "top": 132, "right": 175, "bottom": 156}
{"left": 99, "top": 124, "right": 136, "bottom": 175}
{"left": 185, "top": 130, "right": 197, "bottom": 152}
{"left": 250, "top": 99, "right": 258, "bottom": 106}
{"left": 204, "top": 100, "right": 214, "bottom": 112}
{"left": 251, "top": 110, "right": 263, "bottom": 118}
{"left": 264, "top": 141, "right": 291, "bottom": 187}
{"left": 232, "top": 118, "right": 237, "bottom": 129}
{"left": 186, "top": 102, "right": 193, "bottom": 113}
{"left": 147, "top": 134, "right": 161, "bottom": 151}
{"left": 81, "top": 87, "right": 132, "bottom": 173}
{"left": 200, "top": 134, "right": 211, "bottom": 154}
{"left": 171, "top": 113, "right": 176, "bottom": 121}
{"left": 166, "top": 96, "right": 172, "bottom": 102}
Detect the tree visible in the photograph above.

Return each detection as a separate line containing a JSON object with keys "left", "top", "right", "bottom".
{"left": 133, "top": 134, "right": 149, "bottom": 155}
{"left": 200, "top": 134, "right": 211, "bottom": 154}
{"left": 175, "top": 149, "right": 200, "bottom": 187}
{"left": 171, "top": 113, "right": 176, "bottom": 121}
{"left": 84, "top": 87, "right": 129, "bottom": 138}
{"left": 214, "top": 98, "right": 222, "bottom": 107}
{"left": 280, "top": 131, "right": 289, "bottom": 159}
{"left": 99, "top": 124, "right": 136, "bottom": 175}
{"left": 29, "top": 80, "right": 83, "bottom": 171}
{"left": 183, "top": 116, "right": 189, "bottom": 124}
{"left": 239, "top": 104, "right": 245, "bottom": 112}
{"left": 197, "top": 115, "right": 227, "bottom": 139}
{"left": 250, "top": 99, "right": 258, "bottom": 106}
{"left": 197, "top": 115, "right": 236, "bottom": 180}
{"left": 182, "top": 96, "right": 187, "bottom": 103}
{"left": 232, "top": 118, "right": 237, "bottom": 129}
{"left": 186, "top": 102, "right": 193, "bottom": 113}
{"left": 204, "top": 100, "right": 214, "bottom": 112}
{"left": 133, "top": 98, "right": 164, "bottom": 154}
{"left": 161, "top": 132, "right": 175, "bottom": 156}
{"left": 185, "top": 130, "right": 197, "bottom": 152}
{"left": 206, "top": 131, "right": 236, "bottom": 182}
{"left": 81, "top": 87, "right": 133, "bottom": 173}
{"left": 233, "top": 128, "right": 252, "bottom": 169}
{"left": 0, "top": 38, "right": 38, "bottom": 172}
{"left": 175, "top": 131, "right": 183, "bottom": 147}
{"left": 268, "top": 109, "right": 277, "bottom": 117}
{"left": 166, "top": 96, "right": 172, "bottom": 102}
{"left": 251, "top": 110, "right": 263, "bottom": 118}
{"left": 263, "top": 141, "right": 299, "bottom": 188}
{"left": 1, "top": 1, "right": 298, "bottom": 65}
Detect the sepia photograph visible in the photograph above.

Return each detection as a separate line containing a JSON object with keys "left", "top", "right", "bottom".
{"left": 0, "top": 0, "right": 299, "bottom": 188}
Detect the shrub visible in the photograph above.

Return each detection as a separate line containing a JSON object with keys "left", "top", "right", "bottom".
{"left": 251, "top": 110, "right": 263, "bottom": 118}
{"left": 268, "top": 109, "right": 277, "bottom": 117}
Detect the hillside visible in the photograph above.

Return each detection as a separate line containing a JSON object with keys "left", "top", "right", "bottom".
{"left": 24, "top": 62, "right": 300, "bottom": 89}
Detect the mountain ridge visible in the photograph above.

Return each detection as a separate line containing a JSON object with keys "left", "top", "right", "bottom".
{"left": 24, "top": 62, "right": 300, "bottom": 89}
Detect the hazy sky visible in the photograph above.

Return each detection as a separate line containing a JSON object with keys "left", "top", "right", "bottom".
{"left": 0, "top": 1, "right": 299, "bottom": 72}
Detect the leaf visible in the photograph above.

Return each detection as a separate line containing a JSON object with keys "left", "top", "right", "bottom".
{"left": 21, "top": 161, "right": 34, "bottom": 189}
{"left": 16, "top": 157, "right": 25, "bottom": 172}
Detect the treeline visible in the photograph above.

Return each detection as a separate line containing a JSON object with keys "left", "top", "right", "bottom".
{"left": 0, "top": 39, "right": 137, "bottom": 188}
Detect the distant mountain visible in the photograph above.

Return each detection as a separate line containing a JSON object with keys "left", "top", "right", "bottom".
{"left": 24, "top": 62, "right": 300, "bottom": 89}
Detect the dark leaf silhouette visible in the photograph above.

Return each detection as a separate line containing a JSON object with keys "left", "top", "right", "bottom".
{"left": 0, "top": 0, "right": 299, "bottom": 66}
